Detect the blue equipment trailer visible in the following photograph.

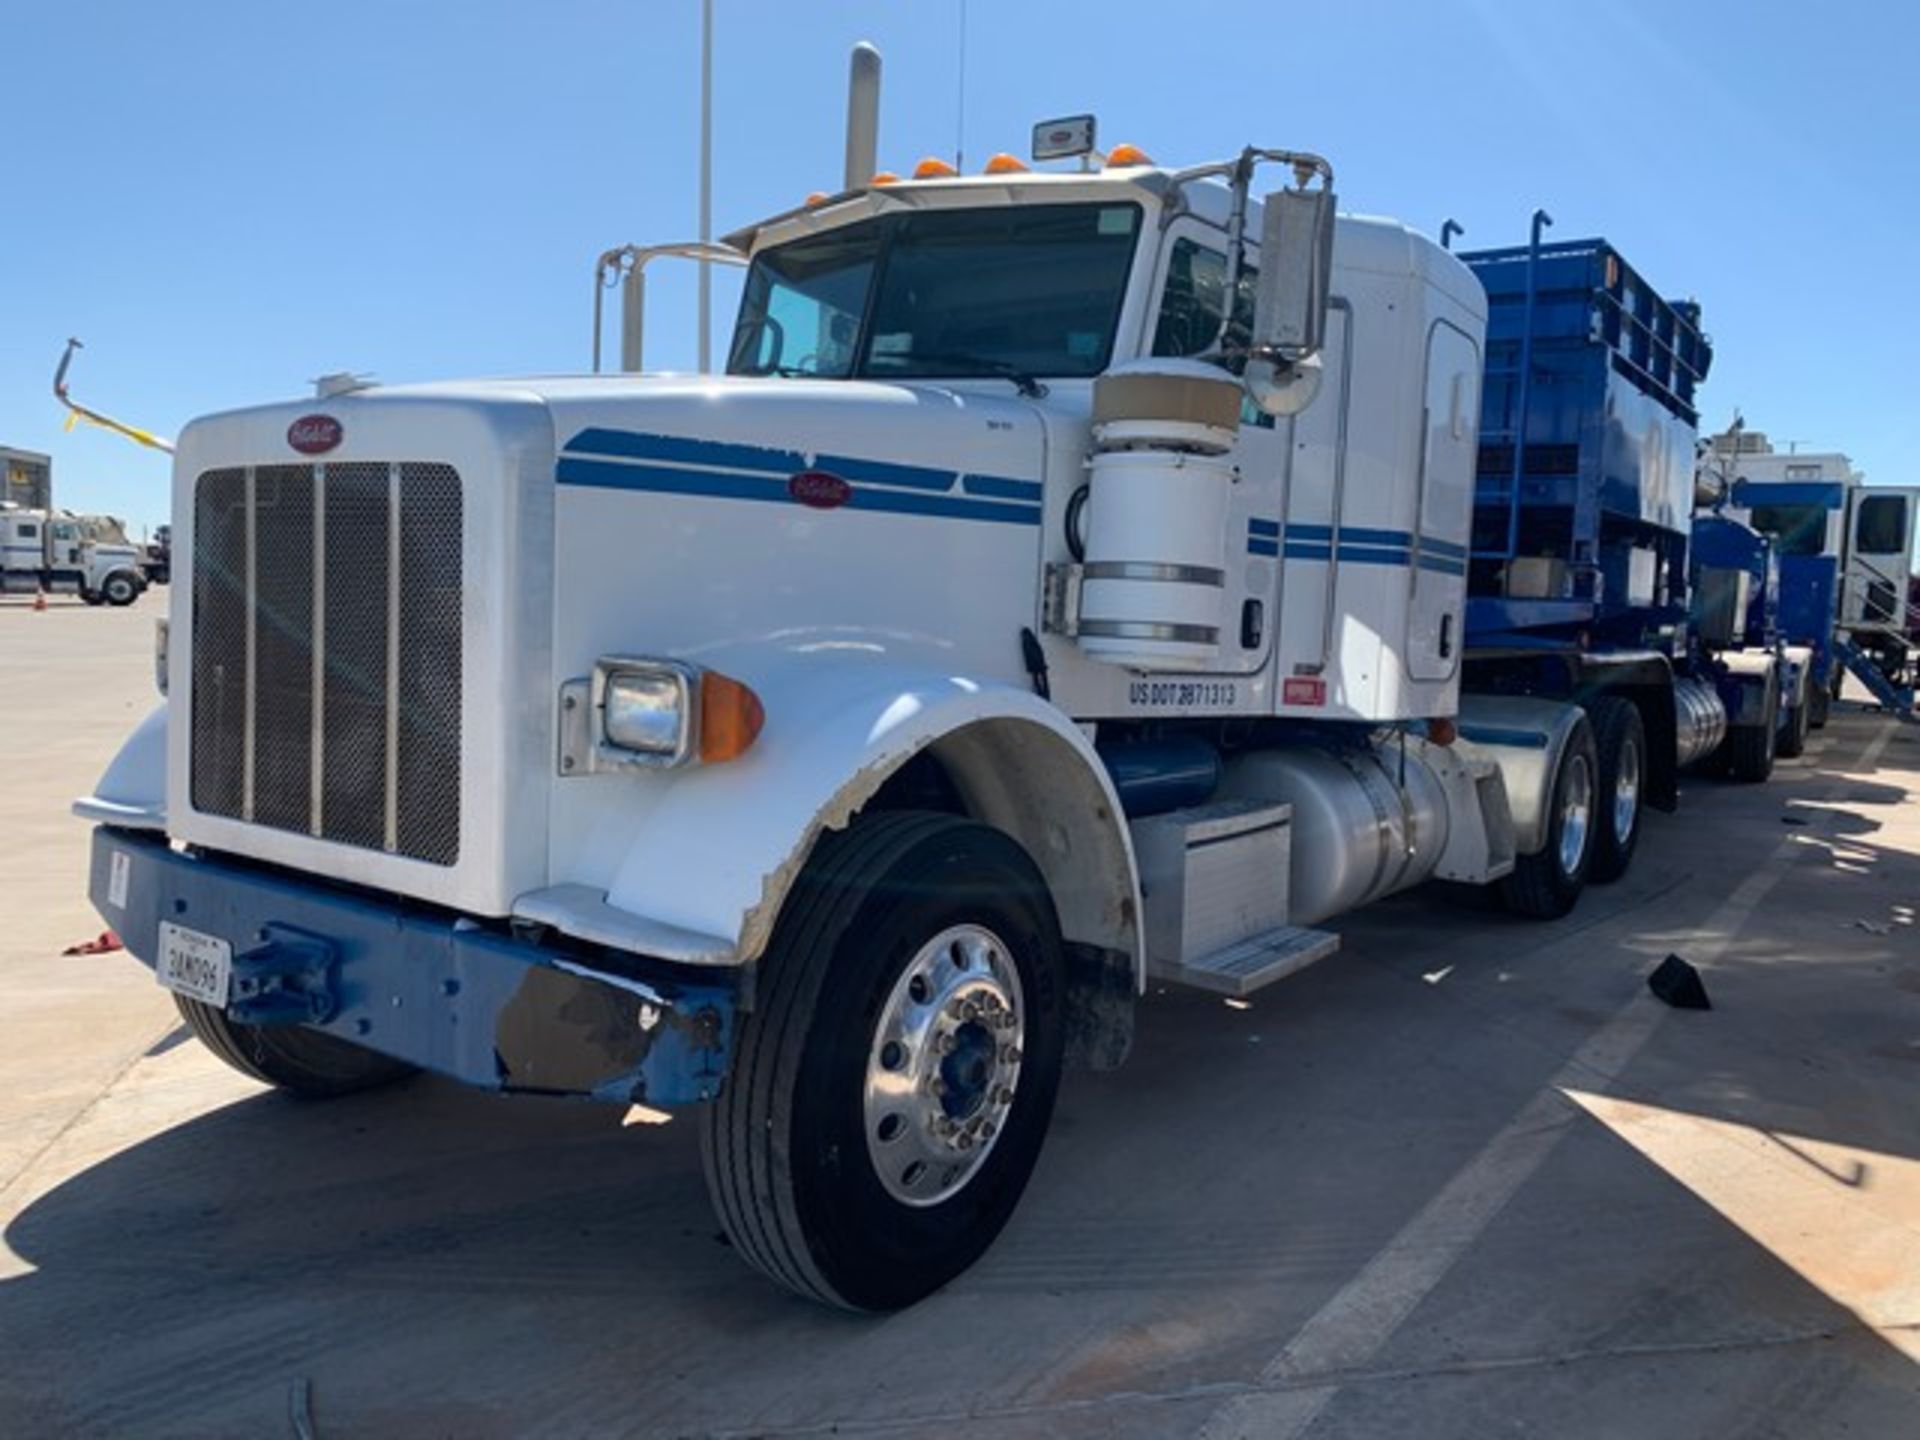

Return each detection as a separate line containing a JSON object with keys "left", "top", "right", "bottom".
{"left": 1450, "top": 223, "right": 1783, "bottom": 908}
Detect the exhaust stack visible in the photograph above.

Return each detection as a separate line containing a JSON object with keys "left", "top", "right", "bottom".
{"left": 844, "top": 42, "right": 881, "bottom": 189}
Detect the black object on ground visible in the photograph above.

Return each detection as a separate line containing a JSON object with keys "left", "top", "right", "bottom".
{"left": 1648, "top": 954, "right": 1712, "bottom": 1010}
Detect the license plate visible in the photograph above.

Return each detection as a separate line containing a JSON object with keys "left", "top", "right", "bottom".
{"left": 157, "top": 922, "right": 233, "bottom": 1008}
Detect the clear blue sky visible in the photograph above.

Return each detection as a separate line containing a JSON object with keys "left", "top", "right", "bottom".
{"left": 3, "top": 0, "right": 1916, "bottom": 536}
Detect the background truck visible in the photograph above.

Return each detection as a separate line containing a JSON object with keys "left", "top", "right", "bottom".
{"left": 76, "top": 71, "right": 1774, "bottom": 1309}
{"left": 1716, "top": 436, "right": 1919, "bottom": 721}
{"left": 2, "top": 503, "right": 148, "bottom": 605}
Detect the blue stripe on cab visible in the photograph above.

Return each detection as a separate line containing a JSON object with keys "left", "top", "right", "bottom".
{"left": 848, "top": 487, "right": 1039, "bottom": 526}
{"left": 814, "top": 453, "right": 957, "bottom": 493}
{"left": 1248, "top": 517, "right": 1281, "bottom": 538}
{"left": 1419, "top": 535, "right": 1468, "bottom": 559}
{"left": 1337, "top": 544, "right": 1412, "bottom": 567}
{"left": 564, "top": 427, "right": 805, "bottom": 475}
{"left": 556, "top": 454, "right": 1039, "bottom": 527}
{"left": 557, "top": 456, "right": 788, "bottom": 505}
{"left": 962, "top": 474, "right": 1044, "bottom": 502}
{"left": 1248, "top": 538, "right": 1280, "bottom": 557}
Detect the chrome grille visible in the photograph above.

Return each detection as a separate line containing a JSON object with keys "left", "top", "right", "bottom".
{"left": 190, "top": 462, "right": 463, "bottom": 865}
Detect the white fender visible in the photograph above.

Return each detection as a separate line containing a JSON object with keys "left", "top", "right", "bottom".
{"left": 538, "top": 650, "right": 1142, "bottom": 979}
{"left": 74, "top": 702, "right": 168, "bottom": 830}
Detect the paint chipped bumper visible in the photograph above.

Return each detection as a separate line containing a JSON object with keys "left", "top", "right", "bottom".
{"left": 87, "top": 828, "right": 735, "bottom": 1104}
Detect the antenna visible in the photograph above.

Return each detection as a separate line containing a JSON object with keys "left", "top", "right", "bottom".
{"left": 955, "top": 0, "right": 968, "bottom": 171}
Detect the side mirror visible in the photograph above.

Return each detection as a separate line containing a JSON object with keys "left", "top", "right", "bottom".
{"left": 1252, "top": 184, "right": 1335, "bottom": 363}
{"left": 1244, "top": 184, "right": 1335, "bottom": 417}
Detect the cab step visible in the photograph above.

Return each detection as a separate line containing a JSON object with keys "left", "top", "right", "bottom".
{"left": 1150, "top": 925, "right": 1341, "bottom": 998}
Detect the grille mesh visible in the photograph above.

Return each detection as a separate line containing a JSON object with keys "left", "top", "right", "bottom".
{"left": 190, "top": 469, "right": 248, "bottom": 819}
{"left": 321, "top": 464, "right": 392, "bottom": 851}
{"left": 190, "top": 461, "right": 462, "bottom": 865}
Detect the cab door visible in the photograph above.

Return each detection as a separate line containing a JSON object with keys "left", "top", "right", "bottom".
{"left": 50, "top": 521, "right": 82, "bottom": 570}
{"left": 1842, "top": 487, "right": 1918, "bottom": 627}
{"left": 1409, "top": 322, "right": 1480, "bottom": 680}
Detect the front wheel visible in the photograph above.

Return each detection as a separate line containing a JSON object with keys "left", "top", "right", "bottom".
{"left": 1501, "top": 716, "right": 1598, "bottom": 920}
{"left": 174, "top": 996, "right": 418, "bottom": 1097}
{"left": 702, "top": 811, "right": 1066, "bottom": 1311}
{"left": 102, "top": 571, "right": 140, "bottom": 606}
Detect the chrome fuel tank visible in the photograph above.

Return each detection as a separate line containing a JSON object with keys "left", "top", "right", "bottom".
{"left": 1218, "top": 741, "right": 1449, "bottom": 926}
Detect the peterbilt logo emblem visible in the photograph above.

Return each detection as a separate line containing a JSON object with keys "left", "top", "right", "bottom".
{"left": 788, "top": 470, "right": 852, "bottom": 509}
{"left": 287, "top": 415, "right": 343, "bottom": 455}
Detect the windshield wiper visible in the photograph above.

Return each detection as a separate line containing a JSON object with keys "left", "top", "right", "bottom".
{"left": 869, "top": 351, "right": 1049, "bottom": 399}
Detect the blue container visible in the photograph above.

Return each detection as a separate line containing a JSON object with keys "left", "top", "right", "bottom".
{"left": 1460, "top": 237, "right": 1713, "bottom": 643}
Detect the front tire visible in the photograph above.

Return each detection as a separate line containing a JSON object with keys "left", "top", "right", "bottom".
{"left": 1501, "top": 716, "right": 1598, "bottom": 920}
{"left": 702, "top": 811, "right": 1066, "bottom": 1311}
{"left": 1586, "top": 697, "right": 1644, "bottom": 884}
{"left": 102, "top": 571, "right": 140, "bottom": 606}
{"left": 174, "top": 996, "right": 417, "bottom": 1097}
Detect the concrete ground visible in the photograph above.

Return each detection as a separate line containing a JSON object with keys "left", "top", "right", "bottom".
{"left": 3, "top": 596, "right": 1918, "bottom": 1440}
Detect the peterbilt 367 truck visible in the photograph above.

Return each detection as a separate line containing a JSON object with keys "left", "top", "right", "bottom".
{"left": 79, "top": 119, "right": 1772, "bottom": 1307}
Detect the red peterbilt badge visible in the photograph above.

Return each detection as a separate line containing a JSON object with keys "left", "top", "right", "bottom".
{"left": 287, "top": 414, "right": 343, "bottom": 455}
{"left": 788, "top": 470, "right": 852, "bottom": 509}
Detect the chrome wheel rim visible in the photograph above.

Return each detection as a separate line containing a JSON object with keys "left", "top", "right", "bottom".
{"left": 1558, "top": 752, "right": 1594, "bottom": 877}
{"left": 863, "top": 924, "right": 1025, "bottom": 1208}
{"left": 1611, "top": 734, "right": 1641, "bottom": 847}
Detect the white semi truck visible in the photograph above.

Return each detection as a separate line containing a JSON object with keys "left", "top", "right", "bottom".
{"left": 2, "top": 504, "right": 148, "bottom": 604}
{"left": 81, "top": 121, "right": 1713, "bottom": 1309}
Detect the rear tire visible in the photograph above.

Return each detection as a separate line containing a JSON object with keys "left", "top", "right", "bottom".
{"left": 1586, "top": 697, "right": 1644, "bottom": 884}
{"left": 174, "top": 996, "right": 418, "bottom": 1098}
{"left": 1501, "top": 716, "right": 1598, "bottom": 920}
{"left": 1809, "top": 679, "right": 1831, "bottom": 729}
{"left": 1726, "top": 669, "right": 1779, "bottom": 783}
{"left": 702, "top": 811, "right": 1066, "bottom": 1311}
{"left": 1776, "top": 687, "right": 1810, "bottom": 758}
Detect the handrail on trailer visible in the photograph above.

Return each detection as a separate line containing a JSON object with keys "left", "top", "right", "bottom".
{"left": 1499, "top": 209, "right": 1554, "bottom": 563}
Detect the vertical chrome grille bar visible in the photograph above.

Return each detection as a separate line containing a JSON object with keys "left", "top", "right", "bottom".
{"left": 383, "top": 461, "right": 402, "bottom": 852}
{"left": 241, "top": 465, "right": 257, "bottom": 822}
{"left": 309, "top": 464, "right": 327, "bottom": 836}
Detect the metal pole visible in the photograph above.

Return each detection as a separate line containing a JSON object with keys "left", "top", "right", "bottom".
{"left": 697, "top": 0, "right": 714, "bottom": 374}
{"left": 1441, "top": 219, "right": 1463, "bottom": 251}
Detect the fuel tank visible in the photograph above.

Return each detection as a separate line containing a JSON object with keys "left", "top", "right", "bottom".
{"left": 1218, "top": 740, "right": 1450, "bottom": 925}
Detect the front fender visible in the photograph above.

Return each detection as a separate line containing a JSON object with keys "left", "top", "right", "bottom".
{"left": 74, "top": 702, "right": 168, "bottom": 830}
{"left": 560, "top": 653, "right": 1141, "bottom": 976}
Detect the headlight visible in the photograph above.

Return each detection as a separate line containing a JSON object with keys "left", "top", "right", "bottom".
{"left": 580, "top": 657, "right": 764, "bottom": 771}
{"left": 604, "top": 664, "right": 693, "bottom": 761}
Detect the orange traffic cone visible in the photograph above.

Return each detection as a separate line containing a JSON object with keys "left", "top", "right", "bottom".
{"left": 33, "top": 587, "right": 47, "bottom": 612}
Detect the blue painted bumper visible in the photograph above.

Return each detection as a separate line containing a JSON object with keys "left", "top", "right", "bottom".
{"left": 87, "top": 828, "right": 735, "bottom": 1105}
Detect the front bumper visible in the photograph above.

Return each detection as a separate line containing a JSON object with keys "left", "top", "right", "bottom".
{"left": 88, "top": 828, "right": 734, "bottom": 1105}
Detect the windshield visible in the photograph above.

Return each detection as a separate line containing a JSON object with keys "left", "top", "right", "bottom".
{"left": 727, "top": 202, "right": 1142, "bottom": 383}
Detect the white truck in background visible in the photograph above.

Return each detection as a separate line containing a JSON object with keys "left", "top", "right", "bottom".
{"left": 79, "top": 71, "right": 1698, "bottom": 1309}
{"left": 2, "top": 503, "right": 148, "bottom": 605}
